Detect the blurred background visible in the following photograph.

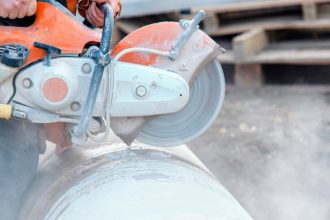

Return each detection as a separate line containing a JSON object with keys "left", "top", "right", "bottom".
{"left": 115, "top": 1, "right": 330, "bottom": 220}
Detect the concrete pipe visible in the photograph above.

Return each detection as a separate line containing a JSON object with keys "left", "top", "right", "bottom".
{"left": 19, "top": 145, "right": 253, "bottom": 220}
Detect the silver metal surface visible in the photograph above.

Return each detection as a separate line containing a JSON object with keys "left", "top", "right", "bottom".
{"left": 12, "top": 110, "right": 27, "bottom": 119}
{"left": 136, "top": 59, "right": 225, "bottom": 147}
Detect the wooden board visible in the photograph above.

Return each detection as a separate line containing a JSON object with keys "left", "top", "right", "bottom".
{"left": 192, "top": 0, "right": 330, "bottom": 36}
{"left": 120, "top": 0, "right": 239, "bottom": 18}
{"left": 193, "top": 0, "right": 330, "bottom": 14}
{"left": 208, "top": 19, "right": 330, "bottom": 36}
{"left": 117, "top": 0, "right": 330, "bottom": 37}
{"left": 219, "top": 47, "right": 330, "bottom": 65}
{"left": 218, "top": 28, "right": 330, "bottom": 65}
{"left": 233, "top": 28, "right": 268, "bottom": 61}
{"left": 117, "top": 15, "right": 330, "bottom": 36}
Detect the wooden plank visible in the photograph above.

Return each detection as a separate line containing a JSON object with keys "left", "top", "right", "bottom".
{"left": 207, "top": 19, "right": 330, "bottom": 36}
{"left": 318, "top": 3, "right": 330, "bottom": 19}
{"left": 218, "top": 38, "right": 330, "bottom": 65}
{"left": 234, "top": 64, "right": 263, "bottom": 88}
{"left": 193, "top": 0, "right": 330, "bottom": 14}
{"left": 218, "top": 52, "right": 234, "bottom": 64}
{"left": 118, "top": 3, "right": 330, "bottom": 37}
{"left": 233, "top": 29, "right": 268, "bottom": 62}
{"left": 192, "top": 0, "right": 330, "bottom": 36}
{"left": 203, "top": 13, "right": 220, "bottom": 34}
{"left": 302, "top": 2, "right": 318, "bottom": 21}
{"left": 120, "top": 0, "right": 237, "bottom": 18}
{"left": 218, "top": 48, "right": 330, "bottom": 65}
{"left": 251, "top": 49, "right": 330, "bottom": 65}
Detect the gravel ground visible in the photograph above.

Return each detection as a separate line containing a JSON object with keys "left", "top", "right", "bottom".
{"left": 188, "top": 86, "right": 330, "bottom": 220}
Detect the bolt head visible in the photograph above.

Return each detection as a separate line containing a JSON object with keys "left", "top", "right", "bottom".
{"left": 71, "top": 102, "right": 81, "bottom": 111}
{"left": 22, "top": 78, "right": 33, "bottom": 88}
{"left": 183, "top": 22, "right": 190, "bottom": 29}
{"left": 81, "top": 63, "right": 93, "bottom": 74}
{"left": 135, "top": 86, "right": 148, "bottom": 98}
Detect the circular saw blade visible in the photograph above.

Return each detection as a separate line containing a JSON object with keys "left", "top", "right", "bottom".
{"left": 136, "top": 59, "right": 225, "bottom": 147}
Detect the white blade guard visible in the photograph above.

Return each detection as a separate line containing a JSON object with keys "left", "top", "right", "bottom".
{"left": 110, "top": 21, "right": 226, "bottom": 147}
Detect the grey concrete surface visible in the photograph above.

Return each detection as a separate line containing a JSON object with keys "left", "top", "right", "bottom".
{"left": 188, "top": 86, "right": 330, "bottom": 220}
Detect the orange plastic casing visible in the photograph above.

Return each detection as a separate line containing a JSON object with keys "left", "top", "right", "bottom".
{"left": 0, "top": 2, "right": 101, "bottom": 65}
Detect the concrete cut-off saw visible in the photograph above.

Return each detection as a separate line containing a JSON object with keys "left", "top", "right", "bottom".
{"left": 0, "top": 1, "right": 226, "bottom": 147}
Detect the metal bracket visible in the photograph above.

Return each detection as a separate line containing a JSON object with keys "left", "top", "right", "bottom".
{"left": 169, "top": 10, "right": 206, "bottom": 60}
{"left": 12, "top": 103, "right": 61, "bottom": 123}
{"left": 91, "top": 50, "right": 111, "bottom": 66}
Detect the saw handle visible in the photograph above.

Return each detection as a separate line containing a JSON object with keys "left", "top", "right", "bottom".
{"left": 99, "top": 4, "right": 114, "bottom": 55}
{"left": 83, "top": 19, "right": 94, "bottom": 28}
{"left": 72, "top": 3, "right": 114, "bottom": 139}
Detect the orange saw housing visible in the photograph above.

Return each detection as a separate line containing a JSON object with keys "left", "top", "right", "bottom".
{"left": 0, "top": 2, "right": 101, "bottom": 65}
